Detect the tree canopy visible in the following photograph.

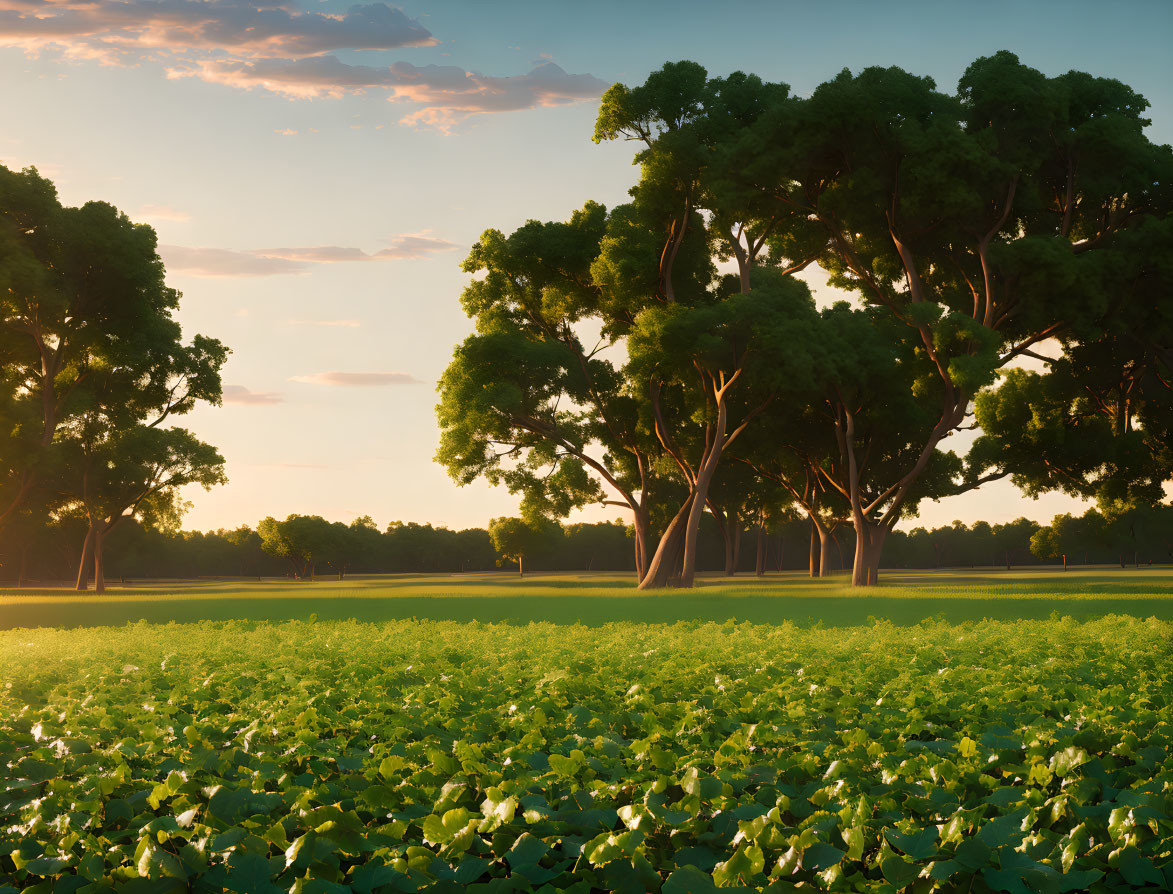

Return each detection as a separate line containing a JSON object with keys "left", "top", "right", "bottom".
{"left": 438, "top": 52, "right": 1172, "bottom": 588}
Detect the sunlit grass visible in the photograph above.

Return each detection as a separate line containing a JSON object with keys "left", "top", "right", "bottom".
{"left": 2, "top": 566, "right": 1170, "bottom": 629}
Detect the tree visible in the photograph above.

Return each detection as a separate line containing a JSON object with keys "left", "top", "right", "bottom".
{"left": 602, "top": 54, "right": 1171, "bottom": 586}
{"left": 487, "top": 516, "right": 559, "bottom": 577}
{"left": 1031, "top": 513, "right": 1090, "bottom": 571}
{"left": 258, "top": 515, "right": 336, "bottom": 580}
{"left": 437, "top": 204, "right": 668, "bottom": 582}
{"left": 0, "top": 165, "right": 226, "bottom": 533}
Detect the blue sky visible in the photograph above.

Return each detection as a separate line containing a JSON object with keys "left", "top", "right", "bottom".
{"left": 2, "top": 0, "right": 1170, "bottom": 532}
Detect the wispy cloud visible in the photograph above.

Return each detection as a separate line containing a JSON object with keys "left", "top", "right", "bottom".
{"left": 177, "top": 58, "right": 608, "bottom": 130}
{"left": 138, "top": 203, "right": 190, "bottom": 222}
{"left": 222, "top": 384, "right": 283, "bottom": 405}
{"left": 159, "top": 232, "right": 458, "bottom": 277}
{"left": 159, "top": 245, "right": 304, "bottom": 277}
{"left": 0, "top": 2, "right": 606, "bottom": 130}
{"left": 290, "top": 371, "right": 421, "bottom": 386}
{"left": 0, "top": 1, "right": 435, "bottom": 63}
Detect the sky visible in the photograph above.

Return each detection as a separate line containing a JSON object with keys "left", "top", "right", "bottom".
{"left": 1, "top": 0, "right": 1171, "bottom": 533}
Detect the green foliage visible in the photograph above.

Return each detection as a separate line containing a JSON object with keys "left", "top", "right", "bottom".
{"left": 0, "top": 163, "right": 228, "bottom": 532}
{"left": 2, "top": 614, "right": 1171, "bottom": 891}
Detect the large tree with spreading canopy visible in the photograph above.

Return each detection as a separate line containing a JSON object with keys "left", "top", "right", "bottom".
{"left": 438, "top": 52, "right": 1172, "bottom": 588}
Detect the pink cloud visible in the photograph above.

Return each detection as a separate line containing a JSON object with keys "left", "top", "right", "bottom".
{"left": 0, "top": 2, "right": 608, "bottom": 130}
{"left": 0, "top": 0, "right": 434, "bottom": 61}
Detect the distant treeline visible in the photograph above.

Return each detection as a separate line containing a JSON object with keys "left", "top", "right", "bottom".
{"left": 2, "top": 505, "right": 1170, "bottom": 585}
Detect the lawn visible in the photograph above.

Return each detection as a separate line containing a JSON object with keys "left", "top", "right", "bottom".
{"left": 2, "top": 566, "right": 1172, "bottom": 630}
{"left": 1, "top": 570, "right": 1171, "bottom": 892}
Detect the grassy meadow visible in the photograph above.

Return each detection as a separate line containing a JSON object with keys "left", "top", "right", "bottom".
{"left": 2, "top": 566, "right": 1172, "bottom": 630}
{"left": 2, "top": 569, "right": 1172, "bottom": 892}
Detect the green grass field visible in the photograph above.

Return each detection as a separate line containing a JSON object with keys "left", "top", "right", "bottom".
{"left": 2, "top": 570, "right": 1171, "bottom": 892}
{"left": 2, "top": 566, "right": 1172, "bottom": 630}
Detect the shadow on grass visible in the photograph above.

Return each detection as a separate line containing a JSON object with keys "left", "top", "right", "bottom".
{"left": 3, "top": 588, "right": 1172, "bottom": 630}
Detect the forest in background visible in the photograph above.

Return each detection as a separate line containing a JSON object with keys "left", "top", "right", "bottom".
{"left": 1, "top": 505, "right": 1169, "bottom": 585}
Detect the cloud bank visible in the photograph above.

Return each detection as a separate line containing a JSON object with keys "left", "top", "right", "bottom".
{"left": 291, "top": 371, "right": 421, "bottom": 386}
{"left": 159, "top": 232, "right": 458, "bottom": 276}
{"left": 0, "top": 0, "right": 434, "bottom": 62}
{"left": 0, "top": 1, "right": 608, "bottom": 129}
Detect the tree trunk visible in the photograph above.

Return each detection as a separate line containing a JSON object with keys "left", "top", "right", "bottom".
{"left": 818, "top": 527, "right": 834, "bottom": 578}
{"left": 1062, "top": 553, "right": 1068, "bottom": 571}
{"left": 832, "top": 532, "right": 845, "bottom": 572}
{"left": 633, "top": 507, "right": 650, "bottom": 582}
{"left": 777, "top": 534, "right": 785, "bottom": 572}
{"left": 680, "top": 456, "right": 724, "bottom": 589}
{"left": 75, "top": 524, "right": 96, "bottom": 591}
{"left": 809, "top": 524, "right": 819, "bottom": 578}
{"left": 755, "top": 521, "right": 766, "bottom": 577}
{"left": 730, "top": 515, "right": 741, "bottom": 575}
{"left": 1005, "top": 550, "right": 1011, "bottom": 571}
{"left": 638, "top": 499, "right": 691, "bottom": 590}
{"left": 851, "top": 521, "right": 886, "bottom": 587}
{"left": 93, "top": 528, "right": 106, "bottom": 594}
{"left": 518, "top": 554, "right": 525, "bottom": 578}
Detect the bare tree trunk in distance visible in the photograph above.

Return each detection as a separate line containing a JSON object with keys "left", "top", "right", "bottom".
{"left": 518, "top": 555, "right": 525, "bottom": 579}
{"left": 809, "top": 524, "right": 819, "bottom": 578}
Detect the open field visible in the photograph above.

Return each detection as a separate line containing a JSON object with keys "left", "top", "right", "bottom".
{"left": 2, "top": 572, "right": 1172, "bottom": 892}
{"left": 2, "top": 566, "right": 1172, "bottom": 630}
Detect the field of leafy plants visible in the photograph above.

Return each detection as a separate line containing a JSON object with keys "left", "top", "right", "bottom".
{"left": 2, "top": 614, "right": 1171, "bottom": 892}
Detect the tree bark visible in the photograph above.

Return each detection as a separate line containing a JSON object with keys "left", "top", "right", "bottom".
{"left": 638, "top": 499, "right": 691, "bottom": 590}
{"left": 518, "top": 555, "right": 525, "bottom": 578}
{"left": 1062, "top": 554, "right": 1068, "bottom": 571}
{"left": 93, "top": 528, "right": 106, "bottom": 594}
{"left": 818, "top": 526, "right": 834, "bottom": 578}
{"left": 633, "top": 507, "right": 650, "bottom": 582}
{"left": 75, "top": 524, "right": 96, "bottom": 591}
{"left": 809, "top": 524, "right": 819, "bottom": 578}
{"left": 679, "top": 406, "right": 728, "bottom": 589}
{"left": 851, "top": 521, "right": 886, "bottom": 587}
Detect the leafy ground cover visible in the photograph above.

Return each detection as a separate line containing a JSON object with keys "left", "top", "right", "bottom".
{"left": 2, "top": 567, "right": 1173, "bottom": 630}
{"left": 2, "top": 612, "right": 1171, "bottom": 892}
